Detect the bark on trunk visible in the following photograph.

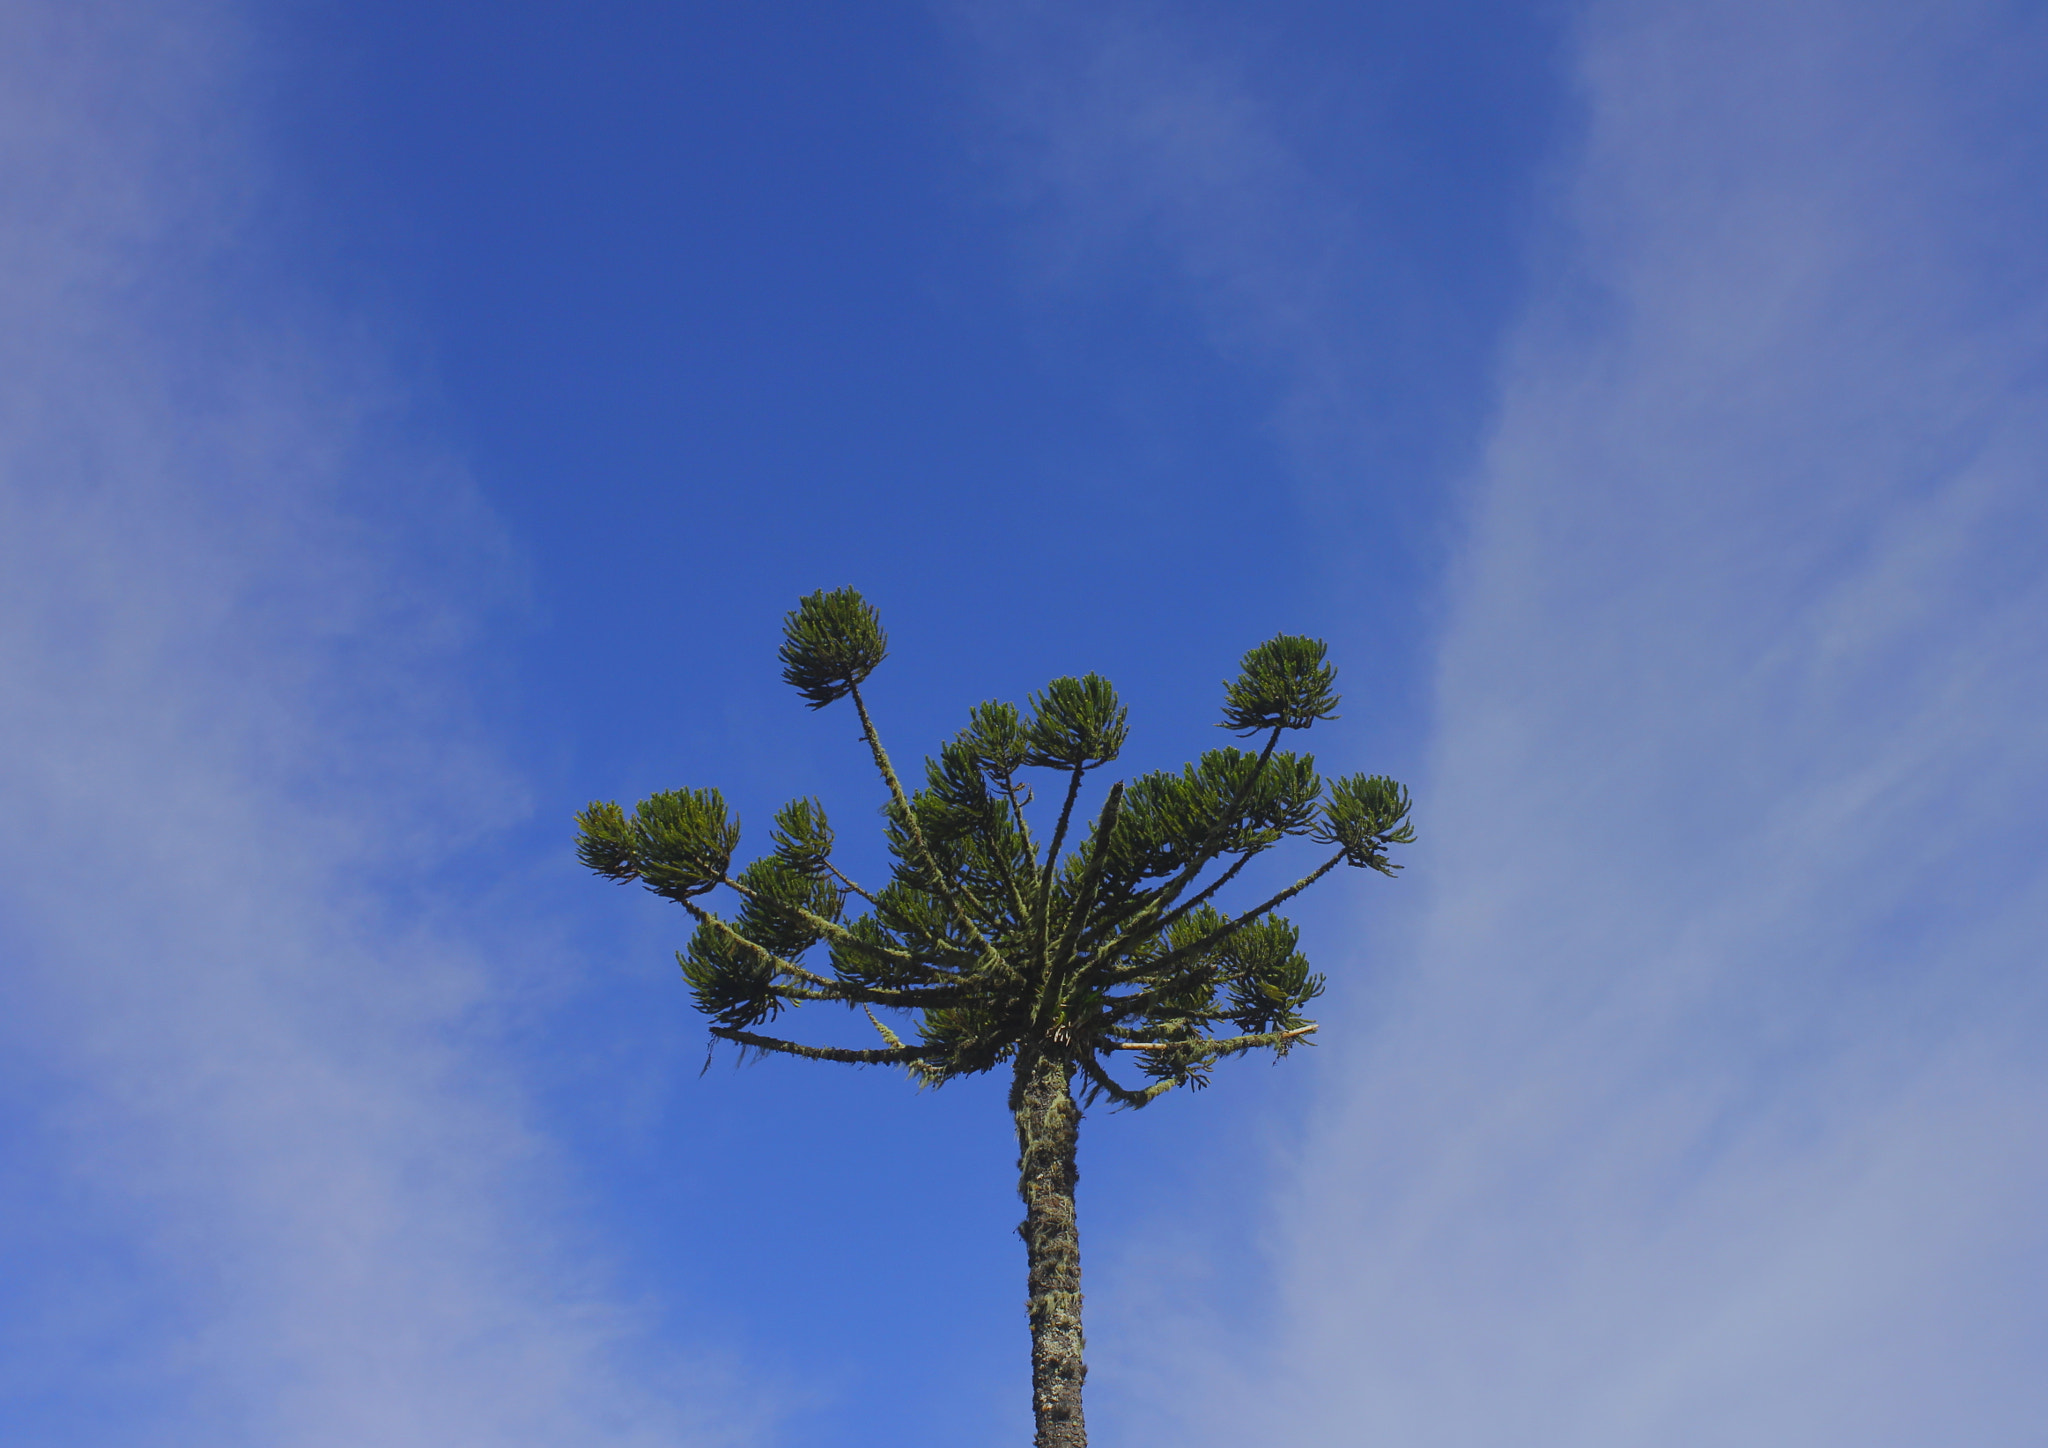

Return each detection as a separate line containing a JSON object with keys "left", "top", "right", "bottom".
{"left": 1014, "top": 1050, "right": 1087, "bottom": 1448}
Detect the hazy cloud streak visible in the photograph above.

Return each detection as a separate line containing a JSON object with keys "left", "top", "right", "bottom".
{"left": 0, "top": 4, "right": 740, "bottom": 1443}
{"left": 1249, "top": 1, "right": 2048, "bottom": 1442}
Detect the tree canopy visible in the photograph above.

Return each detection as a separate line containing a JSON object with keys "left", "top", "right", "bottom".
{"left": 575, "top": 588, "right": 1413, "bottom": 1447}
{"left": 577, "top": 587, "right": 1412, "bottom": 1102}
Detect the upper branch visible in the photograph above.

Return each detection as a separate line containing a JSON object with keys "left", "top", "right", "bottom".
{"left": 1080, "top": 726, "right": 1291, "bottom": 967}
{"left": 1073, "top": 843, "right": 1259, "bottom": 976}
{"left": 848, "top": 682, "right": 1001, "bottom": 955}
{"left": 1106, "top": 847, "right": 1346, "bottom": 986}
{"left": 1035, "top": 782, "right": 1125, "bottom": 1027}
{"left": 997, "top": 769, "right": 1035, "bottom": 844}
{"left": 1030, "top": 763, "right": 1088, "bottom": 969}
{"left": 822, "top": 861, "right": 881, "bottom": 909}
{"left": 1146, "top": 724, "right": 1285, "bottom": 913}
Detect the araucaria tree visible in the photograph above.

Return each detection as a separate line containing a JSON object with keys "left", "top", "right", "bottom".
{"left": 575, "top": 589, "right": 1413, "bottom": 1448}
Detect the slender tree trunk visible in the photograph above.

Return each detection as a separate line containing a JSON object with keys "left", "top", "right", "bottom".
{"left": 1014, "top": 1050, "right": 1087, "bottom": 1448}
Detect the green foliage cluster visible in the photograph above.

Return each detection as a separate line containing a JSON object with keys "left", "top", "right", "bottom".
{"left": 575, "top": 588, "right": 1413, "bottom": 1105}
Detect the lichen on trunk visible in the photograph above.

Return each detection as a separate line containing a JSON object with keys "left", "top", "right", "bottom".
{"left": 1014, "top": 1050, "right": 1087, "bottom": 1448}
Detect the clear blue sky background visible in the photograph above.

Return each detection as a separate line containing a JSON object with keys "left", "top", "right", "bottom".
{"left": 3, "top": 2, "right": 2045, "bottom": 1445}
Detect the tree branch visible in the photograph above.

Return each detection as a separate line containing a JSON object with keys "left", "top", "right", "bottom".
{"left": 822, "top": 860, "right": 880, "bottom": 908}
{"left": 829, "top": 923, "right": 960, "bottom": 985}
{"left": 1031, "top": 762, "right": 1089, "bottom": 971}
{"left": 848, "top": 681, "right": 1003, "bottom": 960}
{"left": 973, "top": 798, "right": 1036, "bottom": 932}
{"left": 1075, "top": 1050, "right": 1174, "bottom": 1109}
{"left": 1105, "top": 848, "right": 1346, "bottom": 985}
{"left": 1092, "top": 970, "right": 1224, "bottom": 1029}
{"left": 995, "top": 769, "right": 1035, "bottom": 847}
{"left": 1143, "top": 724, "right": 1285, "bottom": 916}
{"left": 681, "top": 900, "right": 961, "bottom": 1006}
{"left": 862, "top": 1005, "right": 908, "bottom": 1050}
{"left": 1110, "top": 1024, "right": 1316, "bottom": 1055}
{"left": 1139, "top": 846, "right": 1257, "bottom": 939}
{"left": 1074, "top": 726, "right": 1291, "bottom": 967}
{"left": 775, "top": 982, "right": 967, "bottom": 1008}
{"left": 679, "top": 898, "right": 833, "bottom": 986}
{"left": 1035, "top": 782, "right": 1124, "bottom": 1029}
{"left": 1073, "top": 841, "right": 1262, "bottom": 975}
{"left": 710, "top": 1027, "right": 933, "bottom": 1065}
{"left": 717, "top": 871, "right": 918, "bottom": 967}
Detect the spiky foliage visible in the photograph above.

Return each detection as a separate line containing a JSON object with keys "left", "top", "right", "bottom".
{"left": 576, "top": 588, "right": 1413, "bottom": 1446}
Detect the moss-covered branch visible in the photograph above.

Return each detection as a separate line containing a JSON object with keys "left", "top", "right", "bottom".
{"left": 710, "top": 1027, "right": 934, "bottom": 1065}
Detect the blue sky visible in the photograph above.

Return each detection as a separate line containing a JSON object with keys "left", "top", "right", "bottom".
{"left": 2, "top": 2, "right": 2044, "bottom": 1445}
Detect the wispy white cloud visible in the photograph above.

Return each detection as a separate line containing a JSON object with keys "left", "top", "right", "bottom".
{"left": 947, "top": 0, "right": 2048, "bottom": 1441}
{"left": 0, "top": 4, "right": 747, "bottom": 1443}
{"left": 1243, "top": 1, "right": 2048, "bottom": 1442}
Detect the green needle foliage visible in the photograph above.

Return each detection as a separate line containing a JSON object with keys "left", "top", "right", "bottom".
{"left": 576, "top": 588, "right": 1414, "bottom": 1448}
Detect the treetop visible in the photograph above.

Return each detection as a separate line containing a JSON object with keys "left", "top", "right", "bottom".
{"left": 778, "top": 586, "right": 888, "bottom": 709}
{"left": 576, "top": 589, "right": 1413, "bottom": 1106}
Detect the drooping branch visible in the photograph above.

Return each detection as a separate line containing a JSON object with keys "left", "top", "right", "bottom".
{"left": 862, "top": 1005, "right": 908, "bottom": 1049}
{"left": 1075, "top": 1050, "right": 1173, "bottom": 1109}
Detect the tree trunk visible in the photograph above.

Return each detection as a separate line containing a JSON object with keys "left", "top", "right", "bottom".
{"left": 1014, "top": 1050, "right": 1087, "bottom": 1448}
